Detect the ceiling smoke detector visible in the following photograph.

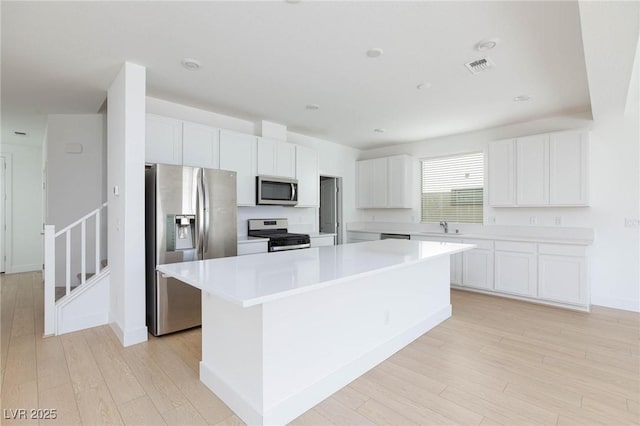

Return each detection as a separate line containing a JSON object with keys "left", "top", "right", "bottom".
{"left": 464, "top": 57, "right": 494, "bottom": 74}
{"left": 475, "top": 39, "right": 498, "bottom": 52}
{"left": 306, "top": 104, "right": 320, "bottom": 110}
{"left": 366, "top": 48, "right": 384, "bottom": 58}
{"left": 181, "top": 58, "right": 201, "bottom": 70}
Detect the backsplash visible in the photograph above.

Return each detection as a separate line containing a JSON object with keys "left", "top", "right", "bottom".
{"left": 237, "top": 206, "right": 318, "bottom": 236}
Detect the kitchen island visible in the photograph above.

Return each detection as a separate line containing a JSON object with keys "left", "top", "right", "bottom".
{"left": 157, "top": 239, "right": 474, "bottom": 425}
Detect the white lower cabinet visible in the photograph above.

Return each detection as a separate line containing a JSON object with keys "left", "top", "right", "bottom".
{"left": 462, "top": 244, "right": 494, "bottom": 290}
{"left": 347, "top": 231, "right": 380, "bottom": 244}
{"left": 237, "top": 241, "right": 268, "bottom": 256}
{"left": 310, "top": 235, "right": 335, "bottom": 247}
{"left": 494, "top": 241, "right": 537, "bottom": 297}
{"left": 538, "top": 244, "right": 587, "bottom": 305}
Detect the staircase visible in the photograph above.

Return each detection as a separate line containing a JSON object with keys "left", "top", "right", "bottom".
{"left": 43, "top": 203, "right": 110, "bottom": 336}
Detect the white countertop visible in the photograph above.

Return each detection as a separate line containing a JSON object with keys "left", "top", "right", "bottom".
{"left": 348, "top": 228, "right": 593, "bottom": 246}
{"left": 237, "top": 236, "right": 269, "bottom": 244}
{"left": 157, "top": 239, "right": 474, "bottom": 307}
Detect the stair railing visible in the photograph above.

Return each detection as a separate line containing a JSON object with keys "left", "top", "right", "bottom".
{"left": 43, "top": 202, "right": 107, "bottom": 336}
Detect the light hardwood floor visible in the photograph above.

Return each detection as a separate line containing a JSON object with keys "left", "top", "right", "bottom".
{"left": 1, "top": 271, "right": 638, "bottom": 425}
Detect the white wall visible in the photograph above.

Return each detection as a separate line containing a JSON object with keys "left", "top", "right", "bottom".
{"left": 147, "top": 98, "right": 361, "bottom": 244}
{"left": 0, "top": 143, "right": 43, "bottom": 273}
{"left": 45, "top": 114, "right": 106, "bottom": 285}
{"left": 357, "top": 108, "right": 639, "bottom": 311}
{"left": 107, "top": 62, "right": 147, "bottom": 346}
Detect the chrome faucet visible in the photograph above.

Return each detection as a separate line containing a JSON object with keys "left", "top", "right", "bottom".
{"left": 439, "top": 221, "right": 448, "bottom": 233}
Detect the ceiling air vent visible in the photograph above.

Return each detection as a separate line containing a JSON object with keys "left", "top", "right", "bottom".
{"left": 465, "top": 57, "right": 494, "bottom": 74}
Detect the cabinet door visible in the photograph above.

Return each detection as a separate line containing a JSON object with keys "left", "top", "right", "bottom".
{"left": 550, "top": 132, "right": 588, "bottom": 205}
{"left": 387, "top": 155, "right": 413, "bottom": 208}
{"left": 516, "top": 135, "right": 549, "bottom": 205}
{"left": 462, "top": 249, "right": 494, "bottom": 290}
{"left": 494, "top": 251, "right": 537, "bottom": 297}
{"left": 145, "top": 115, "right": 182, "bottom": 165}
{"left": 488, "top": 140, "right": 516, "bottom": 206}
{"left": 370, "top": 158, "right": 388, "bottom": 207}
{"left": 257, "top": 138, "right": 276, "bottom": 176}
{"left": 538, "top": 255, "right": 587, "bottom": 305}
{"left": 356, "top": 160, "right": 373, "bottom": 208}
{"left": 450, "top": 252, "right": 463, "bottom": 285}
{"left": 276, "top": 141, "right": 296, "bottom": 179}
{"left": 182, "top": 122, "right": 220, "bottom": 169}
{"left": 295, "top": 145, "right": 319, "bottom": 207}
{"left": 219, "top": 130, "right": 257, "bottom": 206}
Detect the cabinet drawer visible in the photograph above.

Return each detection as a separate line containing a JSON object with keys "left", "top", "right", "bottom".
{"left": 538, "top": 244, "right": 586, "bottom": 257}
{"left": 495, "top": 241, "right": 537, "bottom": 253}
{"left": 237, "top": 242, "right": 268, "bottom": 256}
{"left": 463, "top": 239, "right": 493, "bottom": 250}
{"left": 347, "top": 231, "right": 380, "bottom": 241}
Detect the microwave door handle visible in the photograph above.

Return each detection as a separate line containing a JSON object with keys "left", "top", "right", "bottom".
{"left": 291, "top": 183, "right": 296, "bottom": 201}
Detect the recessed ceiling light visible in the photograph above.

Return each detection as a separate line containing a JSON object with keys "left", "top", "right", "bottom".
{"left": 366, "top": 48, "right": 384, "bottom": 58}
{"left": 306, "top": 104, "right": 320, "bottom": 110}
{"left": 416, "top": 83, "right": 432, "bottom": 90}
{"left": 181, "top": 58, "right": 201, "bottom": 70}
{"left": 513, "top": 94, "right": 532, "bottom": 102}
{"left": 285, "top": 0, "right": 301, "bottom": 3}
{"left": 373, "top": 128, "right": 385, "bottom": 133}
{"left": 476, "top": 38, "right": 499, "bottom": 52}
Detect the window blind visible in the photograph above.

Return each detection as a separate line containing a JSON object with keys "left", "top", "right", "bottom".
{"left": 421, "top": 152, "right": 484, "bottom": 223}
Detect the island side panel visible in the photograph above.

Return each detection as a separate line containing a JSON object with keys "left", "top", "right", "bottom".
{"left": 200, "top": 292, "right": 264, "bottom": 425}
{"left": 261, "top": 256, "right": 451, "bottom": 425}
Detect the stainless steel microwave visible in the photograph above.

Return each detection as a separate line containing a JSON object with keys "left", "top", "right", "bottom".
{"left": 256, "top": 176, "right": 298, "bottom": 206}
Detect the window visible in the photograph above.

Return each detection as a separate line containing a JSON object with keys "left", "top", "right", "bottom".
{"left": 421, "top": 152, "right": 484, "bottom": 223}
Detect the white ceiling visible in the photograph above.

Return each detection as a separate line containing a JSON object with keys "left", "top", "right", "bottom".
{"left": 2, "top": 1, "right": 592, "bottom": 149}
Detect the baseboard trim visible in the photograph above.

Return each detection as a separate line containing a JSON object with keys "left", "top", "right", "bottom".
{"left": 8, "top": 264, "right": 42, "bottom": 274}
{"left": 200, "top": 304, "right": 452, "bottom": 425}
{"left": 592, "top": 297, "right": 640, "bottom": 313}
{"left": 110, "top": 322, "right": 148, "bottom": 347}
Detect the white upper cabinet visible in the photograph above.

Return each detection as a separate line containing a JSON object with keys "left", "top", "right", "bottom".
{"left": 488, "top": 130, "right": 589, "bottom": 207}
{"left": 146, "top": 114, "right": 183, "bottom": 165}
{"left": 356, "top": 155, "right": 412, "bottom": 209}
{"left": 257, "top": 138, "right": 296, "bottom": 179}
{"left": 387, "top": 155, "right": 413, "bottom": 208}
{"left": 516, "top": 134, "right": 549, "bottom": 206}
{"left": 549, "top": 131, "right": 588, "bottom": 205}
{"left": 295, "top": 145, "right": 319, "bottom": 207}
{"left": 182, "top": 121, "right": 220, "bottom": 169}
{"left": 219, "top": 130, "right": 257, "bottom": 206}
{"left": 488, "top": 139, "right": 516, "bottom": 206}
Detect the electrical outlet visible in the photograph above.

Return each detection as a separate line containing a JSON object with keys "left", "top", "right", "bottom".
{"left": 529, "top": 216, "right": 537, "bottom": 225}
{"left": 555, "top": 216, "right": 562, "bottom": 225}
{"left": 488, "top": 216, "right": 496, "bottom": 224}
{"left": 624, "top": 218, "right": 640, "bottom": 228}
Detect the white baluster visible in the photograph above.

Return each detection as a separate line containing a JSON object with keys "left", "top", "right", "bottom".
{"left": 81, "top": 220, "right": 86, "bottom": 284}
{"left": 43, "top": 225, "right": 56, "bottom": 336}
{"left": 65, "top": 230, "right": 71, "bottom": 296}
{"left": 95, "top": 209, "right": 101, "bottom": 274}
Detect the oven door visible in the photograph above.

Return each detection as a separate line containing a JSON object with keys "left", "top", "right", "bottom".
{"left": 257, "top": 176, "right": 298, "bottom": 206}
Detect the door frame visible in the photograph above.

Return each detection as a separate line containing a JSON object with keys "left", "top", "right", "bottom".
{"left": 319, "top": 175, "right": 343, "bottom": 245}
{"left": 0, "top": 154, "right": 13, "bottom": 273}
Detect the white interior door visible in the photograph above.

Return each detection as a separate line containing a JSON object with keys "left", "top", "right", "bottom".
{"left": 0, "top": 156, "right": 6, "bottom": 273}
{"left": 319, "top": 178, "right": 337, "bottom": 234}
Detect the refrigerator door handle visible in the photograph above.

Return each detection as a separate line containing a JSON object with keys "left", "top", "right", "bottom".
{"left": 196, "top": 168, "right": 205, "bottom": 259}
{"left": 202, "top": 170, "right": 210, "bottom": 254}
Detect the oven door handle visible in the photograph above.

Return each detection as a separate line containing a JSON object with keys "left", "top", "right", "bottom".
{"left": 271, "top": 243, "right": 310, "bottom": 252}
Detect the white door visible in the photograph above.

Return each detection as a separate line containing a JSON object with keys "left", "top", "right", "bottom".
{"left": 320, "top": 178, "right": 337, "bottom": 234}
{"left": 0, "top": 156, "right": 5, "bottom": 273}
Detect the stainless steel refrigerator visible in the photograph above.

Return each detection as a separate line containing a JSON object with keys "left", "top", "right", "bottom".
{"left": 145, "top": 164, "right": 237, "bottom": 336}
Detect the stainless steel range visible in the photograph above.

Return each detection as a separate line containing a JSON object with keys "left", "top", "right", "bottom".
{"left": 248, "top": 219, "right": 310, "bottom": 252}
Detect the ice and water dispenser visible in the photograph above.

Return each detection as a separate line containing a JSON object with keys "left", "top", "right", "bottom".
{"left": 166, "top": 214, "right": 196, "bottom": 259}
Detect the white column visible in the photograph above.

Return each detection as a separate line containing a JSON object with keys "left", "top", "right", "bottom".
{"left": 107, "top": 62, "right": 148, "bottom": 346}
